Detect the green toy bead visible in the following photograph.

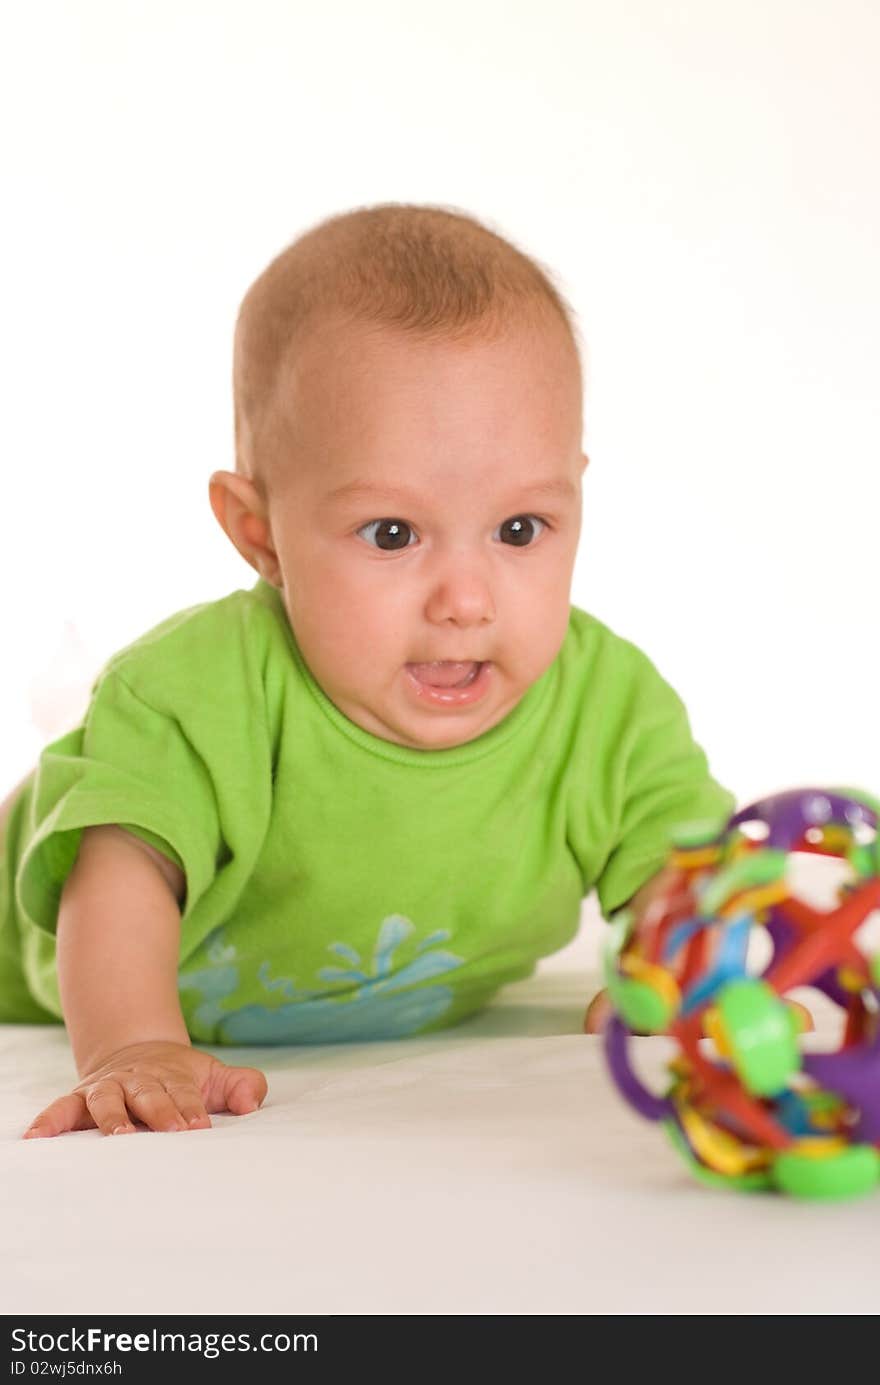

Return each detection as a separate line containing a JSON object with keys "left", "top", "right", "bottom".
{"left": 717, "top": 978, "right": 799, "bottom": 1097}
{"left": 607, "top": 972, "right": 673, "bottom": 1034}
{"left": 848, "top": 843, "right": 876, "bottom": 880}
{"left": 771, "top": 1146, "right": 880, "bottom": 1200}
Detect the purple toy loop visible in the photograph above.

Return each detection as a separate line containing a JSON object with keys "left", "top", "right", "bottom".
{"left": 603, "top": 1015, "right": 672, "bottom": 1122}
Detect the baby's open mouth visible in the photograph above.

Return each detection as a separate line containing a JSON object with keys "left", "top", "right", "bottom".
{"left": 406, "top": 660, "right": 483, "bottom": 689}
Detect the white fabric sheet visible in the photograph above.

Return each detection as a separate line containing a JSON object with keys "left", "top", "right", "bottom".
{"left": 3, "top": 890, "right": 879, "bottom": 1316}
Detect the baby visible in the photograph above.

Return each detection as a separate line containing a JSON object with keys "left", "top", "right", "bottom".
{"left": 1, "top": 203, "right": 734, "bottom": 1137}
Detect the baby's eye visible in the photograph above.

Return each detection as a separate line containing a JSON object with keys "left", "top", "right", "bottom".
{"left": 495, "top": 515, "right": 546, "bottom": 547}
{"left": 356, "top": 518, "right": 417, "bottom": 551}
{"left": 356, "top": 514, "right": 547, "bottom": 551}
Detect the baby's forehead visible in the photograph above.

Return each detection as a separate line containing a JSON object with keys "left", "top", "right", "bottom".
{"left": 275, "top": 312, "right": 580, "bottom": 436}
{"left": 262, "top": 325, "right": 582, "bottom": 512}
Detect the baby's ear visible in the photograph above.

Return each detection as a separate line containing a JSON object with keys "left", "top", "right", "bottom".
{"left": 208, "top": 470, "right": 282, "bottom": 585}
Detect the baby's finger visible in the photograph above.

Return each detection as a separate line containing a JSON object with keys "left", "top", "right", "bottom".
{"left": 584, "top": 989, "right": 612, "bottom": 1034}
{"left": 82, "top": 1079, "right": 141, "bottom": 1136}
{"left": 787, "top": 997, "right": 815, "bottom": 1033}
{"left": 23, "top": 1092, "right": 95, "bottom": 1139}
{"left": 209, "top": 1063, "right": 268, "bottom": 1116}
{"left": 163, "top": 1079, "right": 212, "bottom": 1130}
{"left": 110, "top": 1076, "right": 185, "bottom": 1134}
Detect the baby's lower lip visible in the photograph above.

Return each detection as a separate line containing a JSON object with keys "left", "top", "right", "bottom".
{"left": 403, "top": 660, "right": 492, "bottom": 707}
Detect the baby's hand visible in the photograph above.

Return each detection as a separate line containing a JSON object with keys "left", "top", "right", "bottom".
{"left": 584, "top": 988, "right": 612, "bottom": 1034}
{"left": 22, "top": 1040, "right": 268, "bottom": 1138}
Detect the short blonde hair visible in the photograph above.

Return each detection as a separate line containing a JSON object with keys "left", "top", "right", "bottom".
{"left": 233, "top": 203, "right": 581, "bottom": 492}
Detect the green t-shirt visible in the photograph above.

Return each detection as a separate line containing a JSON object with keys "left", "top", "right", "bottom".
{"left": 0, "top": 578, "right": 734, "bottom": 1042}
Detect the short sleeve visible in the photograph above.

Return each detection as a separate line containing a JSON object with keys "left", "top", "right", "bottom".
{"left": 594, "top": 654, "right": 735, "bottom": 920}
{"left": 15, "top": 669, "right": 224, "bottom": 935}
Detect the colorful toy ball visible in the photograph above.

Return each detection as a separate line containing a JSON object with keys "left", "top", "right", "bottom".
{"left": 602, "top": 786, "right": 880, "bottom": 1200}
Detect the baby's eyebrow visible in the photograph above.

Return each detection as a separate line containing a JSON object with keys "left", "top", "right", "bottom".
{"left": 323, "top": 477, "right": 578, "bottom": 508}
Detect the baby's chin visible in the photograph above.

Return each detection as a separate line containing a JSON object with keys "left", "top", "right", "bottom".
{"left": 383, "top": 718, "right": 499, "bottom": 752}
{"left": 324, "top": 675, "right": 515, "bottom": 753}
{"left": 339, "top": 681, "right": 523, "bottom": 751}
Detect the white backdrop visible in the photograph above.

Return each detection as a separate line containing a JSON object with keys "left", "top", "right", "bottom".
{"left": 2, "top": 0, "right": 878, "bottom": 809}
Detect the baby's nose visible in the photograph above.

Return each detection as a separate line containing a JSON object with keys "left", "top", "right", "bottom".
{"left": 423, "top": 562, "right": 496, "bottom": 626}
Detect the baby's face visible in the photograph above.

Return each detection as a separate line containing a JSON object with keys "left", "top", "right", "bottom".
{"left": 262, "top": 313, "right": 585, "bottom": 750}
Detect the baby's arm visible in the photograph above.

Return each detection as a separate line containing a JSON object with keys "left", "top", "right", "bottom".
{"left": 23, "top": 826, "right": 267, "bottom": 1138}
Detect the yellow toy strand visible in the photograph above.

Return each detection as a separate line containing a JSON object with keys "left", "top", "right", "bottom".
{"left": 669, "top": 846, "right": 723, "bottom": 871}
{"left": 788, "top": 1136, "right": 848, "bottom": 1160}
{"left": 717, "top": 880, "right": 790, "bottom": 920}
{"left": 677, "top": 1103, "right": 771, "bottom": 1176}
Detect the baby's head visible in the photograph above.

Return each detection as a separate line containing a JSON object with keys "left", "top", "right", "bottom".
{"left": 210, "top": 203, "right": 587, "bottom": 751}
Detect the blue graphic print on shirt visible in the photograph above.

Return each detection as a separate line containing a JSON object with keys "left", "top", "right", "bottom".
{"left": 178, "top": 914, "right": 465, "bottom": 1043}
